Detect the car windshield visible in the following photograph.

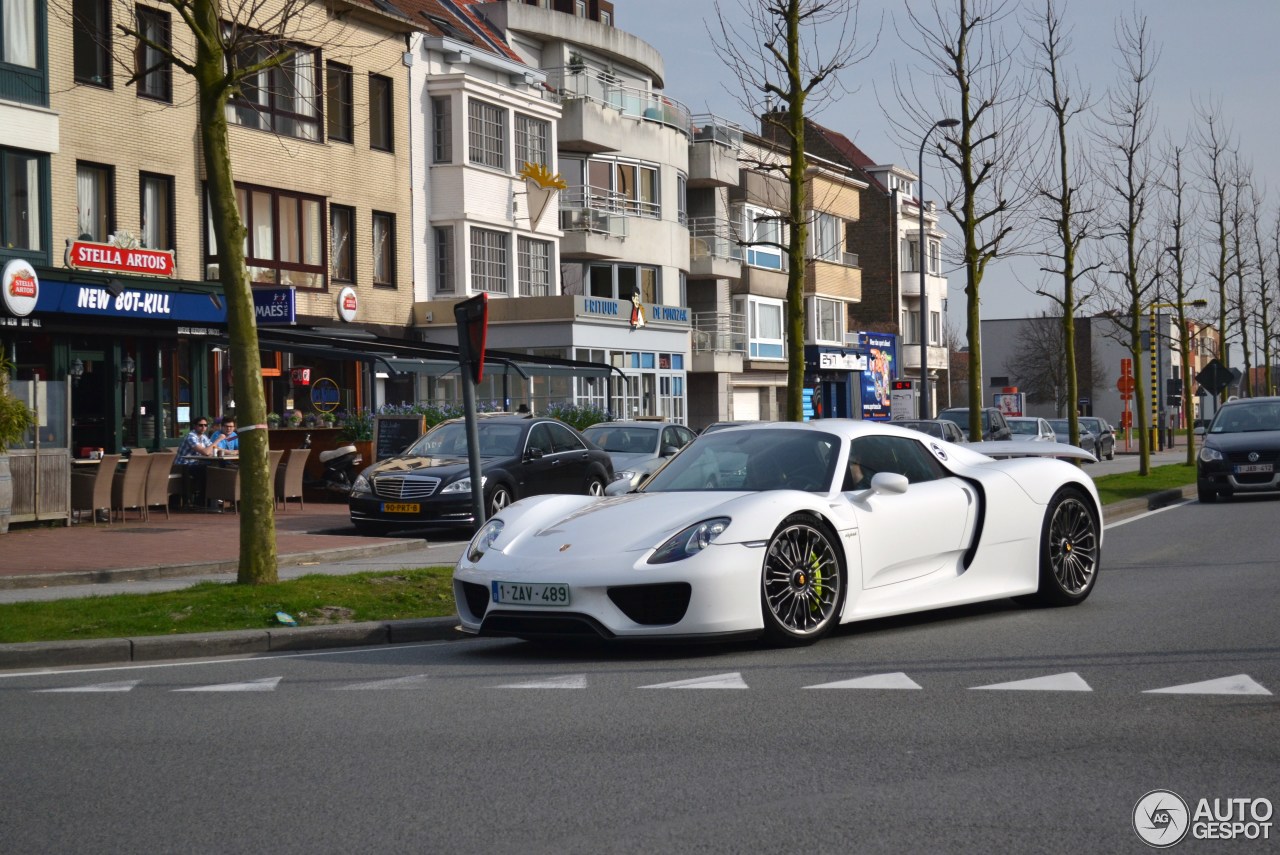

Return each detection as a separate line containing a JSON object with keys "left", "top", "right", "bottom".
{"left": 582, "top": 426, "right": 657, "bottom": 454}
{"left": 1009, "top": 420, "right": 1040, "bottom": 436}
{"left": 941, "top": 410, "right": 991, "bottom": 431}
{"left": 1210, "top": 403, "right": 1280, "bottom": 434}
{"left": 643, "top": 428, "right": 839, "bottom": 493}
{"left": 899, "top": 421, "right": 942, "bottom": 438}
{"left": 407, "top": 421, "right": 523, "bottom": 458}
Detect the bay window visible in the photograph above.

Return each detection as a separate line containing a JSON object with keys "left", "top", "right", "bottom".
{"left": 739, "top": 203, "right": 784, "bottom": 270}
{"left": 735, "top": 295, "right": 784, "bottom": 359}
{"left": 809, "top": 297, "right": 842, "bottom": 344}
{"left": 468, "top": 98, "right": 505, "bottom": 169}
{"left": 470, "top": 227, "right": 508, "bottom": 293}
{"left": 517, "top": 236, "right": 552, "bottom": 296}
{"left": 515, "top": 114, "right": 549, "bottom": 169}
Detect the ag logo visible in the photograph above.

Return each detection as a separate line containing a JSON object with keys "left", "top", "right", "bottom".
{"left": 1133, "top": 789, "right": 1190, "bottom": 848}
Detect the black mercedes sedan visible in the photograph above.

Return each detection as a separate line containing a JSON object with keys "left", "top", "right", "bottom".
{"left": 1196, "top": 397, "right": 1280, "bottom": 503}
{"left": 349, "top": 415, "right": 613, "bottom": 532}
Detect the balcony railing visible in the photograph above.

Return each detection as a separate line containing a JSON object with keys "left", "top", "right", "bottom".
{"left": 688, "top": 217, "right": 743, "bottom": 262}
{"left": 561, "top": 184, "right": 658, "bottom": 221}
{"left": 546, "top": 66, "right": 692, "bottom": 137}
{"left": 690, "top": 113, "right": 744, "bottom": 149}
{"left": 692, "top": 311, "right": 747, "bottom": 354}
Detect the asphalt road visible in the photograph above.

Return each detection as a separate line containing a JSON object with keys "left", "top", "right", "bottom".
{"left": 2, "top": 491, "right": 1276, "bottom": 853}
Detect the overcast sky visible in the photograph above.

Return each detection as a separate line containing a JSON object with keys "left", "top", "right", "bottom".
{"left": 622, "top": 0, "right": 1280, "bottom": 330}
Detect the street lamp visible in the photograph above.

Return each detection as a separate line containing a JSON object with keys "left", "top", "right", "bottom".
{"left": 918, "top": 118, "right": 959, "bottom": 418}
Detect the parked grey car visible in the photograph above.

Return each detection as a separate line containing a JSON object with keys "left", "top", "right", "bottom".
{"left": 1078, "top": 417, "right": 1116, "bottom": 460}
{"left": 582, "top": 420, "right": 697, "bottom": 490}
{"left": 1008, "top": 417, "right": 1057, "bottom": 442}
{"left": 1047, "top": 419, "right": 1096, "bottom": 459}
{"left": 938, "top": 407, "right": 1014, "bottom": 441}
{"left": 893, "top": 419, "right": 968, "bottom": 443}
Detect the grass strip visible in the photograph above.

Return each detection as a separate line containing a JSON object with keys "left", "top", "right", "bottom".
{"left": 0, "top": 567, "right": 455, "bottom": 645}
{"left": 1092, "top": 462, "right": 1196, "bottom": 505}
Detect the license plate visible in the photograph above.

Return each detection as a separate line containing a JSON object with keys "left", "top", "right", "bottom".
{"left": 1233, "top": 463, "right": 1273, "bottom": 474}
{"left": 491, "top": 581, "right": 571, "bottom": 607}
{"left": 381, "top": 502, "right": 420, "bottom": 513}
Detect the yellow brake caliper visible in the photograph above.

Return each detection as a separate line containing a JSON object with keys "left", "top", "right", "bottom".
{"left": 809, "top": 550, "right": 823, "bottom": 612}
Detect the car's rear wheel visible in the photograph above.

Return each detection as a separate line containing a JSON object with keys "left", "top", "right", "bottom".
{"left": 1027, "top": 487, "right": 1099, "bottom": 606}
{"left": 586, "top": 476, "right": 606, "bottom": 496}
{"left": 487, "top": 485, "right": 513, "bottom": 516}
{"left": 760, "top": 515, "right": 844, "bottom": 645}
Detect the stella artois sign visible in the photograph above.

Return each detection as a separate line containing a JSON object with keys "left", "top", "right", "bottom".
{"left": 2, "top": 259, "right": 39, "bottom": 316}
{"left": 67, "top": 239, "right": 176, "bottom": 278}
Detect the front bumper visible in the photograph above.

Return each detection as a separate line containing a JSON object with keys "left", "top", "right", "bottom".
{"left": 349, "top": 492, "right": 477, "bottom": 527}
{"left": 1197, "top": 462, "right": 1280, "bottom": 495}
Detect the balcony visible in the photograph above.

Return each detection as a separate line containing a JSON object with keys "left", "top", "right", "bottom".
{"left": 805, "top": 257, "right": 861, "bottom": 301}
{"left": 690, "top": 310, "right": 746, "bottom": 374}
{"left": 900, "top": 344, "right": 950, "bottom": 372}
{"left": 688, "top": 114, "right": 743, "bottom": 188}
{"left": 548, "top": 67, "right": 691, "bottom": 153}
{"left": 688, "top": 217, "right": 742, "bottom": 281}
{"left": 899, "top": 270, "right": 948, "bottom": 299}
{"left": 559, "top": 186, "right": 631, "bottom": 259}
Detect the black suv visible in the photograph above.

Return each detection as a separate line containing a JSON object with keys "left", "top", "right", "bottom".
{"left": 938, "top": 407, "right": 1013, "bottom": 441}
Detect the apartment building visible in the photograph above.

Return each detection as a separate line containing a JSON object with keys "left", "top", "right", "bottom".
{"left": 0, "top": 0, "right": 416, "bottom": 455}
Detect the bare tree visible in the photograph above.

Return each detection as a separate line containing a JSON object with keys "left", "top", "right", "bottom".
{"left": 890, "top": 0, "right": 1033, "bottom": 440}
{"left": 1005, "top": 311, "right": 1106, "bottom": 415}
{"left": 712, "top": 0, "right": 873, "bottom": 420}
{"left": 1228, "top": 159, "right": 1255, "bottom": 396}
{"left": 1093, "top": 11, "right": 1161, "bottom": 475}
{"left": 1158, "top": 139, "right": 1202, "bottom": 466}
{"left": 1193, "top": 101, "right": 1239, "bottom": 398}
{"left": 1025, "top": 0, "right": 1100, "bottom": 449}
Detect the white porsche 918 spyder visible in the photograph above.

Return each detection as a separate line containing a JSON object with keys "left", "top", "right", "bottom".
{"left": 453, "top": 420, "right": 1101, "bottom": 646}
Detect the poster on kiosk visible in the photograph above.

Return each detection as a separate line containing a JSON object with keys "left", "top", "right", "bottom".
{"left": 858, "top": 333, "right": 898, "bottom": 421}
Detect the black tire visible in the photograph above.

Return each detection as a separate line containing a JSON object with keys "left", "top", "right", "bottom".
{"left": 1106, "top": 444, "right": 1115, "bottom": 461}
{"left": 1027, "top": 487, "right": 1099, "bottom": 606}
{"left": 1197, "top": 484, "right": 1217, "bottom": 503}
{"left": 760, "top": 515, "right": 844, "bottom": 646}
{"left": 487, "top": 484, "right": 513, "bottom": 517}
{"left": 586, "top": 475, "right": 606, "bottom": 497}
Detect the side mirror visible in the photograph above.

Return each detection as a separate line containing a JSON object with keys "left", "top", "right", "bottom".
{"left": 870, "top": 472, "right": 909, "bottom": 495}
{"left": 1193, "top": 426, "right": 1206, "bottom": 436}
{"left": 604, "top": 479, "right": 632, "bottom": 496}
{"left": 525, "top": 447, "right": 545, "bottom": 461}
{"left": 660, "top": 445, "right": 679, "bottom": 457}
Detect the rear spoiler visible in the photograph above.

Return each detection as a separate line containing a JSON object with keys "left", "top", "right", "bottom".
{"left": 967, "top": 441, "right": 1097, "bottom": 464}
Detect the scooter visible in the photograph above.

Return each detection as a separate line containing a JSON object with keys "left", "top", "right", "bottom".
{"left": 304, "top": 444, "right": 364, "bottom": 494}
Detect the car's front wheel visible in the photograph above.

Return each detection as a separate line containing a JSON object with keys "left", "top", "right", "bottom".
{"left": 487, "top": 484, "right": 513, "bottom": 516}
{"left": 760, "top": 515, "right": 844, "bottom": 646}
{"left": 1027, "top": 487, "right": 1099, "bottom": 606}
{"left": 586, "top": 476, "right": 606, "bottom": 496}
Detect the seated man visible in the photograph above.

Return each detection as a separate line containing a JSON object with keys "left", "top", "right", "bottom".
{"left": 178, "top": 416, "right": 218, "bottom": 504}
{"left": 211, "top": 415, "right": 238, "bottom": 452}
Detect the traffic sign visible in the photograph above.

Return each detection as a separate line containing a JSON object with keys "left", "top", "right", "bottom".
{"left": 1195, "top": 359, "right": 1232, "bottom": 395}
{"left": 1116, "top": 375, "right": 1135, "bottom": 395}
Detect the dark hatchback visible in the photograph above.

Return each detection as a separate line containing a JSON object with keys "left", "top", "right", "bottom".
{"left": 1196, "top": 397, "right": 1280, "bottom": 503}
{"left": 348, "top": 416, "right": 613, "bottom": 532}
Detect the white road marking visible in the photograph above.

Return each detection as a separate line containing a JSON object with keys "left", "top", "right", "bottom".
{"left": 804, "top": 672, "right": 923, "bottom": 690}
{"left": 1144, "top": 674, "right": 1271, "bottom": 695}
{"left": 174, "top": 676, "right": 282, "bottom": 693}
{"left": 970, "top": 672, "right": 1093, "bottom": 692}
{"left": 640, "top": 672, "right": 749, "bottom": 689}
{"left": 494, "top": 674, "right": 587, "bottom": 689}
{"left": 35, "top": 680, "right": 141, "bottom": 693}
{"left": 333, "top": 674, "right": 432, "bottom": 691}
{"left": 1105, "top": 500, "right": 1192, "bottom": 530}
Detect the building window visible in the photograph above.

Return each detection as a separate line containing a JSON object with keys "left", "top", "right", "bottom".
{"left": 226, "top": 33, "right": 320, "bottom": 142}
{"left": 1, "top": 147, "right": 44, "bottom": 252}
{"left": 330, "top": 204, "right": 354, "bottom": 282}
{"left": 76, "top": 162, "right": 113, "bottom": 241}
{"left": 903, "top": 310, "right": 919, "bottom": 345}
{"left": 575, "top": 0, "right": 586, "bottom": 16}
{"left": 326, "top": 62, "right": 353, "bottom": 143}
{"left": 369, "top": 74, "right": 392, "bottom": 151}
{"left": 734, "top": 295, "right": 784, "bottom": 360}
{"left": 517, "top": 236, "right": 552, "bottom": 297}
{"left": 601, "top": 10, "right": 612, "bottom": 26}
{"left": 2, "top": 0, "right": 39, "bottom": 68}
{"left": 432, "top": 96, "right": 452, "bottom": 163}
{"left": 140, "top": 172, "right": 173, "bottom": 251}
{"left": 930, "top": 310, "right": 942, "bottom": 345}
{"left": 514, "top": 114, "right": 549, "bottom": 169}
{"left": 676, "top": 173, "right": 687, "bottom": 225}
{"left": 809, "top": 297, "right": 842, "bottom": 344}
{"left": 928, "top": 239, "right": 941, "bottom": 275}
{"left": 740, "top": 203, "right": 784, "bottom": 269}
{"left": 73, "top": 0, "right": 111, "bottom": 86}
{"left": 470, "top": 227, "right": 508, "bottom": 294}
{"left": 372, "top": 211, "right": 395, "bottom": 286}
{"left": 807, "top": 211, "right": 842, "bottom": 263}
{"left": 134, "top": 6, "right": 170, "bottom": 101}
{"left": 434, "top": 226, "right": 454, "bottom": 293}
{"left": 588, "top": 264, "right": 657, "bottom": 302}
{"left": 205, "top": 184, "right": 325, "bottom": 288}
{"left": 467, "top": 98, "right": 505, "bottom": 170}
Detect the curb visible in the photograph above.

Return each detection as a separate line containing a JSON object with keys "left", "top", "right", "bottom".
{"left": 0, "top": 616, "right": 463, "bottom": 671}
{"left": 0, "top": 536, "right": 430, "bottom": 591}
{"left": 1104, "top": 485, "right": 1197, "bottom": 522}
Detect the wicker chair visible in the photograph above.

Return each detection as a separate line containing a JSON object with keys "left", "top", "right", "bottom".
{"left": 143, "top": 451, "right": 178, "bottom": 520}
{"left": 206, "top": 449, "right": 284, "bottom": 513}
{"left": 111, "top": 452, "right": 153, "bottom": 522}
{"left": 275, "top": 447, "right": 310, "bottom": 511}
{"left": 70, "top": 454, "right": 122, "bottom": 525}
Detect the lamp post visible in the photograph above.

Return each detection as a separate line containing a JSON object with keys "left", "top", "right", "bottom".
{"left": 917, "top": 118, "right": 959, "bottom": 419}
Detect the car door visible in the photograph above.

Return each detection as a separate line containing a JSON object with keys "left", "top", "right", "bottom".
{"left": 520, "top": 422, "right": 563, "bottom": 496}
{"left": 844, "top": 435, "right": 978, "bottom": 589}
{"left": 545, "top": 421, "right": 594, "bottom": 493}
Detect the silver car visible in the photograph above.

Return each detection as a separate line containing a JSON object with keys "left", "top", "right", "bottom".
{"left": 582, "top": 420, "right": 697, "bottom": 490}
{"left": 1008, "top": 417, "right": 1057, "bottom": 442}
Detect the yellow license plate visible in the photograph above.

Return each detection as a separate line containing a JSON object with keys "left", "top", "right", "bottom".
{"left": 381, "top": 503, "right": 420, "bottom": 513}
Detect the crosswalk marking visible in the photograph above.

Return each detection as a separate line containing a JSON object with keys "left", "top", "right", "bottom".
{"left": 970, "top": 672, "right": 1093, "bottom": 692}
{"left": 36, "top": 680, "right": 141, "bottom": 693}
{"left": 334, "top": 674, "right": 433, "bottom": 691}
{"left": 494, "top": 674, "right": 588, "bottom": 689}
{"left": 173, "top": 676, "right": 282, "bottom": 693}
{"left": 1144, "top": 674, "right": 1271, "bottom": 696}
{"left": 804, "top": 672, "right": 923, "bottom": 690}
{"left": 640, "top": 672, "right": 748, "bottom": 689}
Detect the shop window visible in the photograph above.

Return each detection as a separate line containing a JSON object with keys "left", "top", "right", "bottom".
{"left": 225, "top": 29, "right": 320, "bottom": 142}
{"left": 372, "top": 211, "right": 395, "bottom": 287}
{"left": 369, "top": 74, "right": 392, "bottom": 151}
{"left": 76, "top": 161, "right": 113, "bottom": 241}
{"left": 134, "top": 5, "right": 170, "bottom": 101}
{"left": 140, "top": 172, "right": 174, "bottom": 251}
{"left": 1, "top": 147, "right": 45, "bottom": 253}
{"left": 205, "top": 183, "right": 325, "bottom": 288}
{"left": 330, "top": 204, "right": 354, "bottom": 282}
{"left": 326, "top": 62, "right": 353, "bottom": 143}
{"left": 73, "top": 0, "right": 110, "bottom": 86}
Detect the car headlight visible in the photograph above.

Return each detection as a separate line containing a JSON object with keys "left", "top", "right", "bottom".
{"left": 1198, "top": 446, "right": 1224, "bottom": 463}
{"left": 647, "top": 517, "right": 730, "bottom": 565}
{"left": 441, "top": 475, "right": 487, "bottom": 494}
{"left": 351, "top": 474, "right": 371, "bottom": 495}
{"left": 611, "top": 469, "right": 637, "bottom": 483}
{"left": 467, "top": 518, "right": 504, "bottom": 563}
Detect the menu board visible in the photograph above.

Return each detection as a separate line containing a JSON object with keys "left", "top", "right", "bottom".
{"left": 374, "top": 415, "right": 426, "bottom": 461}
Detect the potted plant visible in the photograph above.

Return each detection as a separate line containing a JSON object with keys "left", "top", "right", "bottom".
{"left": 0, "top": 354, "right": 37, "bottom": 534}
{"left": 337, "top": 408, "right": 375, "bottom": 467}
{"left": 267, "top": 412, "right": 281, "bottom": 429}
